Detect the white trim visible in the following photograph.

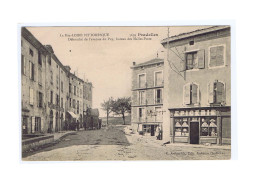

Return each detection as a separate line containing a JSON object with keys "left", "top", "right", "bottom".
{"left": 208, "top": 44, "right": 226, "bottom": 69}
{"left": 137, "top": 73, "right": 146, "bottom": 88}
{"left": 154, "top": 70, "right": 163, "bottom": 87}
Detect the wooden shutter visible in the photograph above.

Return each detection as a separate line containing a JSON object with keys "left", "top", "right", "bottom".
{"left": 183, "top": 84, "right": 191, "bottom": 105}
{"left": 208, "top": 83, "right": 214, "bottom": 104}
{"left": 31, "top": 117, "right": 35, "bottom": 133}
{"left": 216, "top": 82, "right": 224, "bottom": 103}
{"left": 210, "top": 47, "right": 217, "bottom": 67}
{"left": 197, "top": 50, "right": 205, "bottom": 69}
{"left": 216, "top": 46, "right": 224, "bottom": 66}
{"left": 180, "top": 52, "right": 186, "bottom": 71}
{"left": 191, "top": 84, "right": 198, "bottom": 104}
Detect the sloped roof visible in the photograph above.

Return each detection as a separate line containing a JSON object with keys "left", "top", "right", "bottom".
{"left": 131, "top": 58, "right": 164, "bottom": 69}
{"left": 161, "top": 26, "right": 230, "bottom": 45}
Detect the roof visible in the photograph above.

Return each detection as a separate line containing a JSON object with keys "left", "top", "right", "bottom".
{"left": 131, "top": 58, "right": 164, "bottom": 69}
{"left": 161, "top": 26, "right": 230, "bottom": 45}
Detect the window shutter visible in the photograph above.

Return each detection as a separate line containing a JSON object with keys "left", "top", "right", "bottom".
{"left": 208, "top": 83, "right": 214, "bottom": 104}
{"left": 197, "top": 50, "right": 205, "bottom": 69}
{"left": 216, "top": 82, "right": 224, "bottom": 103}
{"left": 191, "top": 84, "right": 198, "bottom": 104}
{"left": 31, "top": 117, "right": 35, "bottom": 133}
{"left": 210, "top": 47, "right": 217, "bottom": 67}
{"left": 216, "top": 46, "right": 224, "bottom": 66}
{"left": 183, "top": 84, "right": 191, "bottom": 105}
{"left": 36, "top": 91, "right": 39, "bottom": 107}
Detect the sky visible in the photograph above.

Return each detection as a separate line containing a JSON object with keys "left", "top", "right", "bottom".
{"left": 27, "top": 26, "right": 209, "bottom": 117}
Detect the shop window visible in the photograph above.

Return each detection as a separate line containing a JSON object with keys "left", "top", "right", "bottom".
{"left": 138, "top": 74, "right": 146, "bottom": 88}
{"left": 174, "top": 118, "right": 189, "bottom": 136}
{"left": 155, "top": 89, "right": 163, "bottom": 104}
{"left": 183, "top": 83, "right": 199, "bottom": 105}
{"left": 138, "top": 91, "right": 146, "bottom": 105}
{"left": 155, "top": 71, "right": 163, "bottom": 86}
{"left": 201, "top": 117, "right": 217, "bottom": 137}
{"left": 208, "top": 81, "right": 225, "bottom": 105}
{"left": 209, "top": 45, "right": 225, "bottom": 67}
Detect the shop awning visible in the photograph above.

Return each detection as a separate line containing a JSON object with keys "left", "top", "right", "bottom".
{"left": 67, "top": 111, "right": 78, "bottom": 119}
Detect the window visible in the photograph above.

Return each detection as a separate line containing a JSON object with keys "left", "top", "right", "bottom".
{"left": 69, "top": 83, "right": 72, "bottom": 94}
{"left": 73, "top": 99, "right": 76, "bottom": 108}
{"left": 77, "top": 101, "right": 79, "bottom": 113}
{"left": 38, "top": 92, "right": 43, "bottom": 108}
{"left": 35, "top": 117, "right": 41, "bottom": 132}
{"left": 138, "top": 108, "right": 145, "bottom": 120}
{"left": 183, "top": 83, "right": 199, "bottom": 105}
{"left": 138, "top": 74, "right": 146, "bottom": 88}
{"left": 155, "top": 107, "right": 162, "bottom": 121}
{"left": 47, "top": 55, "right": 51, "bottom": 65}
{"left": 29, "top": 48, "right": 34, "bottom": 56}
{"left": 209, "top": 45, "right": 225, "bottom": 67}
{"left": 29, "top": 88, "right": 34, "bottom": 105}
{"left": 155, "top": 89, "right": 163, "bottom": 104}
{"left": 186, "top": 52, "right": 198, "bottom": 70}
{"left": 80, "top": 89, "right": 82, "bottom": 97}
{"left": 61, "top": 81, "right": 63, "bottom": 92}
{"left": 38, "top": 52, "right": 42, "bottom": 65}
{"left": 38, "top": 68, "right": 42, "bottom": 85}
{"left": 174, "top": 118, "right": 189, "bottom": 137}
{"left": 21, "top": 55, "right": 26, "bottom": 75}
{"left": 74, "top": 86, "right": 76, "bottom": 95}
{"left": 184, "top": 50, "right": 205, "bottom": 70}
{"left": 155, "top": 71, "right": 163, "bottom": 86}
{"left": 70, "top": 98, "right": 72, "bottom": 107}
{"left": 50, "top": 91, "right": 53, "bottom": 104}
{"left": 56, "top": 94, "right": 59, "bottom": 105}
{"left": 50, "top": 71, "right": 53, "bottom": 85}
{"left": 201, "top": 117, "right": 217, "bottom": 137}
{"left": 77, "top": 87, "right": 79, "bottom": 97}
{"left": 208, "top": 81, "right": 225, "bottom": 105}
{"left": 56, "top": 75, "right": 59, "bottom": 89}
{"left": 29, "top": 61, "right": 35, "bottom": 81}
{"left": 61, "top": 97, "right": 63, "bottom": 108}
{"left": 138, "top": 91, "right": 146, "bottom": 105}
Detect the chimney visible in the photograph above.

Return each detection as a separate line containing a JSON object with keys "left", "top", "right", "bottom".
{"left": 64, "top": 65, "right": 71, "bottom": 72}
{"left": 133, "top": 62, "right": 136, "bottom": 66}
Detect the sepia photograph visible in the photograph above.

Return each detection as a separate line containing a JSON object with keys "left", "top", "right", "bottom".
{"left": 20, "top": 25, "right": 231, "bottom": 161}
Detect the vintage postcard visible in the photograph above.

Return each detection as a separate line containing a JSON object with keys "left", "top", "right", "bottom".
{"left": 20, "top": 25, "right": 231, "bottom": 161}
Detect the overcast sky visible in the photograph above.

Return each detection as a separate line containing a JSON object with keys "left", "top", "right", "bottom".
{"left": 27, "top": 26, "right": 209, "bottom": 117}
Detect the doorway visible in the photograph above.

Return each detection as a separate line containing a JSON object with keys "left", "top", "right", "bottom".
{"left": 151, "top": 125, "right": 155, "bottom": 136}
{"left": 190, "top": 122, "right": 199, "bottom": 144}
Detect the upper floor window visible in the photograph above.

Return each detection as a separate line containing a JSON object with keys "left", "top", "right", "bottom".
{"left": 208, "top": 81, "right": 225, "bottom": 105}
{"left": 38, "top": 52, "right": 42, "bottom": 65}
{"left": 38, "top": 68, "right": 42, "bottom": 85}
{"left": 73, "top": 99, "right": 76, "bottom": 109}
{"left": 155, "top": 89, "right": 163, "bottom": 104}
{"left": 21, "top": 55, "right": 26, "bottom": 75}
{"left": 38, "top": 92, "right": 43, "bottom": 108}
{"left": 138, "top": 91, "right": 146, "bottom": 105}
{"left": 29, "top": 88, "right": 34, "bottom": 105}
{"left": 74, "top": 86, "right": 76, "bottom": 95}
{"left": 185, "top": 50, "right": 205, "bottom": 70}
{"left": 61, "top": 97, "right": 63, "bottom": 108}
{"left": 47, "top": 55, "right": 51, "bottom": 65}
{"left": 138, "top": 107, "right": 145, "bottom": 120}
{"left": 50, "top": 71, "right": 53, "bottom": 85}
{"left": 69, "top": 83, "right": 72, "bottom": 94}
{"left": 61, "top": 81, "right": 63, "bottom": 92}
{"left": 56, "top": 94, "right": 59, "bottom": 105}
{"left": 138, "top": 74, "right": 146, "bottom": 88}
{"left": 29, "top": 61, "right": 35, "bottom": 81}
{"left": 155, "top": 71, "right": 163, "bottom": 86}
{"left": 50, "top": 91, "right": 53, "bottom": 104}
{"left": 209, "top": 45, "right": 225, "bottom": 68}
{"left": 183, "top": 83, "right": 199, "bottom": 105}
{"left": 29, "top": 48, "right": 34, "bottom": 57}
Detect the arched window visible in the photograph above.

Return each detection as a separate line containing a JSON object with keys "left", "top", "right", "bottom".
{"left": 183, "top": 83, "right": 200, "bottom": 105}
{"left": 208, "top": 81, "right": 225, "bottom": 105}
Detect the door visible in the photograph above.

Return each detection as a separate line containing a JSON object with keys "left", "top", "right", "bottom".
{"left": 190, "top": 122, "right": 199, "bottom": 144}
{"left": 151, "top": 125, "right": 155, "bottom": 136}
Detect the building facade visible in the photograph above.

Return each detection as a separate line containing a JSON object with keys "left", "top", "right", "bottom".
{"left": 131, "top": 58, "right": 164, "bottom": 136}
{"left": 161, "top": 26, "right": 231, "bottom": 145}
{"left": 21, "top": 27, "right": 93, "bottom": 135}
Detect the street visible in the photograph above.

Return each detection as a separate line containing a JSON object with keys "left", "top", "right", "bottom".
{"left": 22, "top": 125, "right": 231, "bottom": 161}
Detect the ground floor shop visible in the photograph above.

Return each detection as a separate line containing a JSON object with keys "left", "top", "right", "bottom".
{"left": 169, "top": 106, "right": 231, "bottom": 145}
{"left": 133, "top": 122, "right": 163, "bottom": 139}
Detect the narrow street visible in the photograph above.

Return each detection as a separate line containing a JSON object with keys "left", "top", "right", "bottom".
{"left": 23, "top": 125, "right": 231, "bottom": 161}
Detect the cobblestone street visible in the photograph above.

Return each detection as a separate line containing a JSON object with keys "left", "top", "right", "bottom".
{"left": 22, "top": 125, "right": 231, "bottom": 161}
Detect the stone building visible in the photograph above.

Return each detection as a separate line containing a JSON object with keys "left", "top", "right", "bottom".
{"left": 21, "top": 27, "right": 93, "bottom": 135}
{"left": 21, "top": 28, "right": 48, "bottom": 134}
{"left": 161, "top": 26, "right": 231, "bottom": 145}
{"left": 131, "top": 58, "right": 164, "bottom": 136}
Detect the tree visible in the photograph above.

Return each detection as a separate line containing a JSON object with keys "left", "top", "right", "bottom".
{"left": 101, "top": 97, "right": 114, "bottom": 125}
{"left": 111, "top": 97, "right": 131, "bottom": 125}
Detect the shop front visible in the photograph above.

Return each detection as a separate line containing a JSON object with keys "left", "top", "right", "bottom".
{"left": 169, "top": 106, "right": 231, "bottom": 145}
